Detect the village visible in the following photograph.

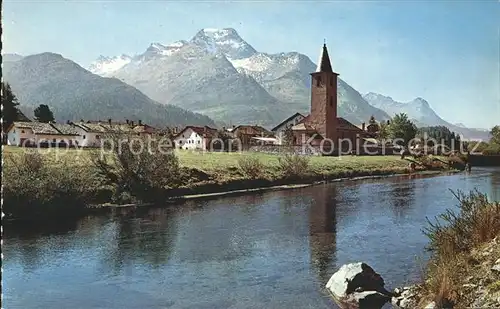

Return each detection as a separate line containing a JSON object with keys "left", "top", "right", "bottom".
{"left": 6, "top": 44, "right": 388, "bottom": 155}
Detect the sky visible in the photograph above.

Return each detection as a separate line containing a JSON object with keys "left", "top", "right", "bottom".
{"left": 3, "top": 0, "right": 499, "bottom": 129}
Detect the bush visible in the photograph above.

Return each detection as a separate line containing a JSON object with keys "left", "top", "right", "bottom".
{"left": 277, "top": 153, "right": 310, "bottom": 178}
{"left": 237, "top": 156, "right": 265, "bottom": 179}
{"left": 424, "top": 190, "right": 500, "bottom": 255}
{"left": 421, "top": 190, "right": 500, "bottom": 306}
{"left": 414, "top": 155, "right": 446, "bottom": 170}
{"left": 90, "top": 135, "right": 182, "bottom": 203}
{"left": 3, "top": 150, "right": 102, "bottom": 219}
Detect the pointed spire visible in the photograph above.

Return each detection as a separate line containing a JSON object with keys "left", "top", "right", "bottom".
{"left": 315, "top": 43, "right": 333, "bottom": 73}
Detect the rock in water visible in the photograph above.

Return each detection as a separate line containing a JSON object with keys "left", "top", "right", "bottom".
{"left": 325, "top": 262, "right": 393, "bottom": 309}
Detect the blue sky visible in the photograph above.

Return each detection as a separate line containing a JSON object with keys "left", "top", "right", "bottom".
{"left": 3, "top": 0, "right": 499, "bottom": 129}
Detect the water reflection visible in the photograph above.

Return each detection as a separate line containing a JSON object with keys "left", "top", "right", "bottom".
{"left": 388, "top": 176, "right": 417, "bottom": 219}
{"left": 309, "top": 184, "right": 337, "bottom": 285}
{"left": 100, "top": 208, "right": 179, "bottom": 274}
{"left": 3, "top": 168, "right": 500, "bottom": 309}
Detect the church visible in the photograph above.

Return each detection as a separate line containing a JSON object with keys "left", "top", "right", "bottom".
{"left": 289, "top": 43, "right": 366, "bottom": 154}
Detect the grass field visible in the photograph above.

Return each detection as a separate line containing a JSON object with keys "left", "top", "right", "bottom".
{"left": 3, "top": 145, "right": 412, "bottom": 176}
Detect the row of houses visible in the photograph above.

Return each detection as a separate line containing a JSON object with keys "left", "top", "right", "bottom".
{"left": 6, "top": 119, "right": 157, "bottom": 147}
{"left": 6, "top": 114, "right": 383, "bottom": 150}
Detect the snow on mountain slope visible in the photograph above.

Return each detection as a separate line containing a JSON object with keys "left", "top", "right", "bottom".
{"left": 88, "top": 54, "right": 132, "bottom": 77}
{"left": 136, "top": 40, "right": 188, "bottom": 61}
{"left": 190, "top": 28, "right": 257, "bottom": 60}
{"left": 230, "top": 50, "right": 390, "bottom": 124}
{"left": 91, "top": 27, "right": 497, "bottom": 130}
{"left": 111, "top": 41, "right": 288, "bottom": 126}
{"left": 363, "top": 92, "right": 490, "bottom": 140}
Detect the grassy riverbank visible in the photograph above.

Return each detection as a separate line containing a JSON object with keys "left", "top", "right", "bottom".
{"left": 415, "top": 191, "right": 500, "bottom": 308}
{"left": 2, "top": 146, "right": 452, "bottom": 220}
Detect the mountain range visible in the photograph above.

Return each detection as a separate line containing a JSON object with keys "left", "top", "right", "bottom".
{"left": 89, "top": 28, "right": 390, "bottom": 127}
{"left": 363, "top": 93, "right": 490, "bottom": 140}
{"left": 2, "top": 53, "right": 216, "bottom": 127}
{"left": 3, "top": 27, "right": 491, "bottom": 140}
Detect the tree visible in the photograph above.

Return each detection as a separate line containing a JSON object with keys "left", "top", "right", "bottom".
{"left": 1, "top": 82, "right": 21, "bottom": 132}
{"left": 417, "top": 125, "right": 462, "bottom": 149}
{"left": 490, "top": 125, "right": 500, "bottom": 145}
{"left": 34, "top": 104, "right": 55, "bottom": 123}
{"left": 378, "top": 122, "right": 389, "bottom": 141}
{"left": 388, "top": 113, "right": 417, "bottom": 146}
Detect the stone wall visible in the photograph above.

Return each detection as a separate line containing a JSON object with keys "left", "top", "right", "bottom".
{"left": 248, "top": 144, "right": 397, "bottom": 156}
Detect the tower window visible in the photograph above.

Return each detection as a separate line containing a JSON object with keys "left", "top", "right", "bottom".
{"left": 330, "top": 96, "right": 333, "bottom": 107}
{"left": 330, "top": 76, "right": 333, "bottom": 86}
{"left": 316, "top": 76, "right": 322, "bottom": 87}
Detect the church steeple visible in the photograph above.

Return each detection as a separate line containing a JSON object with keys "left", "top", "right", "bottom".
{"left": 315, "top": 43, "right": 333, "bottom": 73}
{"left": 309, "top": 42, "right": 339, "bottom": 146}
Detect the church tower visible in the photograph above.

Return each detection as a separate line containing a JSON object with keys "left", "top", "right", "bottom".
{"left": 309, "top": 43, "right": 339, "bottom": 144}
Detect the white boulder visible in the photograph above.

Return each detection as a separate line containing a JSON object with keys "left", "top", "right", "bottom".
{"left": 325, "top": 262, "right": 393, "bottom": 309}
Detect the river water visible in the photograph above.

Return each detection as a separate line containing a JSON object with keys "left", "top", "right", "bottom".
{"left": 3, "top": 168, "right": 500, "bottom": 309}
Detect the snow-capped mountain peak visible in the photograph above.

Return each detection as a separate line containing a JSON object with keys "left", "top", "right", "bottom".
{"left": 191, "top": 27, "right": 257, "bottom": 60}
{"left": 89, "top": 54, "right": 132, "bottom": 76}
{"left": 141, "top": 40, "right": 188, "bottom": 58}
{"left": 410, "top": 97, "right": 430, "bottom": 107}
{"left": 363, "top": 92, "right": 395, "bottom": 104}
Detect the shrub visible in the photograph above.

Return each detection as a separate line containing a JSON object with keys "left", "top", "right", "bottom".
{"left": 3, "top": 150, "right": 101, "bottom": 219}
{"left": 421, "top": 190, "right": 500, "bottom": 307}
{"left": 277, "top": 153, "right": 310, "bottom": 178}
{"left": 237, "top": 156, "right": 265, "bottom": 179}
{"left": 414, "top": 155, "right": 446, "bottom": 170}
{"left": 424, "top": 190, "right": 500, "bottom": 255}
{"left": 89, "top": 134, "right": 182, "bottom": 203}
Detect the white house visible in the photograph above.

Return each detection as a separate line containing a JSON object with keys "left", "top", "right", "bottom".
{"left": 173, "top": 126, "right": 218, "bottom": 150}
{"left": 6, "top": 122, "right": 79, "bottom": 147}
{"left": 271, "top": 113, "right": 305, "bottom": 145}
{"left": 72, "top": 122, "right": 109, "bottom": 147}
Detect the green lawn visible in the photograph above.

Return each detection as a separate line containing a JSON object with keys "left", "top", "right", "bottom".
{"left": 175, "top": 149, "right": 409, "bottom": 172}
{"left": 3, "top": 146, "right": 410, "bottom": 173}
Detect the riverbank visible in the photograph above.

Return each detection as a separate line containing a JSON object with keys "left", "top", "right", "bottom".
{"left": 2, "top": 146, "right": 455, "bottom": 220}
{"left": 394, "top": 191, "right": 500, "bottom": 309}
{"left": 88, "top": 169, "right": 459, "bottom": 211}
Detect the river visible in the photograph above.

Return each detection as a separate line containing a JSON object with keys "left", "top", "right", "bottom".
{"left": 3, "top": 167, "right": 500, "bottom": 309}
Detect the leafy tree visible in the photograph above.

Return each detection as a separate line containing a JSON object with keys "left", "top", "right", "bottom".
{"left": 417, "top": 125, "right": 462, "bottom": 149}
{"left": 34, "top": 104, "right": 55, "bottom": 123}
{"left": 490, "top": 125, "right": 500, "bottom": 145}
{"left": 159, "top": 127, "right": 175, "bottom": 140}
{"left": 1, "top": 82, "right": 21, "bottom": 132}
{"left": 388, "top": 113, "right": 417, "bottom": 146}
{"left": 378, "top": 122, "right": 389, "bottom": 141}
